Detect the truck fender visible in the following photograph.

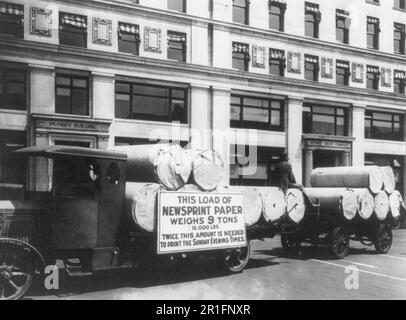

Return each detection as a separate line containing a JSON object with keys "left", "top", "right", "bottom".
{"left": 0, "top": 238, "right": 46, "bottom": 274}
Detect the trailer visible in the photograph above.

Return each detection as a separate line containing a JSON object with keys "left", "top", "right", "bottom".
{"left": 0, "top": 146, "right": 250, "bottom": 300}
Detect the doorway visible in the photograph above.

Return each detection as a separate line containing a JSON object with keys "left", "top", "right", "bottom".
{"left": 313, "top": 150, "right": 343, "bottom": 169}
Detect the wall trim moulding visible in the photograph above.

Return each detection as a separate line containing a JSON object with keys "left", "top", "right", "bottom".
{"left": 144, "top": 27, "right": 162, "bottom": 53}
{"left": 30, "top": 7, "right": 52, "bottom": 37}
{"left": 93, "top": 18, "right": 113, "bottom": 46}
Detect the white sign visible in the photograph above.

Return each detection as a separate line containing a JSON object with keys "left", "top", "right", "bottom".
{"left": 157, "top": 192, "right": 246, "bottom": 254}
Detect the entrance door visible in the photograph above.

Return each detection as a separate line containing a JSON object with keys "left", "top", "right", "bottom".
{"left": 313, "top": 150, "right": 342, "bottom": 169}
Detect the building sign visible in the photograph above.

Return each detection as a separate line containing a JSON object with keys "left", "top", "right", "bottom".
{"left": 33, "top": 115, "right": 111, "bottom": 134}
{"left": 157, "top": 192, "right": 246, "bottom": 254}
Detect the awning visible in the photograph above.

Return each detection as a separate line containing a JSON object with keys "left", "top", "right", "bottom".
{"left": 61, "top": 14, "right": 87, "bottom": 29}
{"left": 0, "top": 2, "right": 24, "bottom": 16}
{"left": 305, "top": 55, "right": 318, "bottom": 64}
{"left": 336, "top": 61, "right": 349, "bottom": 69}
{"left": 367, "top": 16, "right": 379, "bottom": 24}
{"left": 336, "top": 10, "right": 350, "bottom": 19}
{"left": 233, "top": 42, "right": 250, "bottom": 54}
{"left": 395, "top": 70, "right": 406, "bottom": 79}
{"left": 269, "top": 49, "right": 285, "bottom": 60}
{"left": 367, "top": 65, "right": 380, "bottom": 74}
{"left": 305, "top": 3, "right": 320, "bottom": 14}
{"left": 14, "top": 146, "right": 127, "bottom": 161}
{"left": 168, "top": 32, "right": 187, "bottom": 42}
{"left": 394, "top": 23, "right": 405, "bottom": 31}
{"left": 119, "top": 23, "right": 139, "bottom": 35}
{"left": 269, "top": 0, "right": 287, "bottom": 7}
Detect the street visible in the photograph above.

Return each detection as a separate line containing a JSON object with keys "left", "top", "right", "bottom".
{"left": 27, "top": 229, "right": 406, "bottom": 300}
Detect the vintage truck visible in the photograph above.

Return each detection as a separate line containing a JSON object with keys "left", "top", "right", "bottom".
{"left": 0, "top": 146, "right": 250, "bottom": 300}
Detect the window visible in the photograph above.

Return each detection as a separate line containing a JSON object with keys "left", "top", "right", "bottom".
{"left": 367, "top": 17, "right": 380, "bottom": 50}
{"left": 115, "top": 82, "right": 188, "bottom": 123}
{"left": 56, "top": 73, "right": 89, "bottom": 115}
{"left": 305, "top": 2, "right": 321, "bottom": 38}
{"left": 168, "top": 0, "right": 186, "bottom": 12}
{"left": 366, "top": 65, "right": 380, "bottom": 90}
{"left": 0, "top": 1, "right": 24, "bottom": 38}
{"left": 269, "top": 49, "right": 285, "bottom": 76}
{"left": 230, "top": 146, "right": 282, "bottom": 187}
{"left": 59, "top": 12, "right": 87, "bottom": 48}
{"left": 394, "top": 70, "right": 406, "bottom": 93}
{"left": 233, "top": 0, "right": 249, "bottom": 25}
{"left": 365, "top": 111, "right": 403, "bottom": 141}
{"left": 269, "top": 0, "right": 286, "bottom": 31}
{"left": 232, "top": 42, "right": 250, "bottom": 71}
{"left": 395, "top": 0, "right": 406, "bottom": 10}
{"left": 0, "top": 130, "right": 26, "bottom": 185}
{"left": 303, "top": 104, "right": 348, "bottom": 136}
{"left": 230, "top": 95, "right": 284, "bottom": 131}
{"left": 0, "top": 66, "right": 26, "bottom": 110}
{"left": 118, "top": 23, "right": 140, "bottom": 55}
{"left": 394, "top": 23, "right": 405, "bottom": 55}
{"left": 167, "top": 31, "right": 187, "bottom": 62}
{"left": 304, "top": 55, "right": 319, "bottom": 81}
{"left": 336, "top": 60, "right": 350, "bottom": 86}
{"left": 336, "top": 10, "right": 350, "bottom": 44}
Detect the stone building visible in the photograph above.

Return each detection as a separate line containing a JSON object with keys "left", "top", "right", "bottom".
{"left": 0, "top": 0, "right": 405, "bottom": 198}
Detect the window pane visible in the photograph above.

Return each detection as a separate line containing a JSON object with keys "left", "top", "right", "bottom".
{"left": 172, "top": 89, "right": 185, "bottom": 99}
{"left": 313, "top": 114, "right": 335, "bottom": 135}
{"left": 271, "top": 110, "right": 281, "bottom": 126}
{"left": 243, "top": 107, "right": 269, "bottom": 123}
{"left": 133, "top": 95, "right": 169, "bottom": 121}
{"left": 269, "top": 13, "right": 281, "bottom": 30}
{"left": 133, "top": 85, "right": 168, "bottom": 97}
{"left": 233, "top": 56, "right": 246, "bottom": 71}
{"left": 168, "top": 47, "right": 185, "bottom": 62}
{"left": 115, "top": 94, "right": 131, "bottom": 119}
{"left": 168, "top": 0, "right": 185, "bottom": 12}
{"left": 57, "top": 77, "right": 70, "bottom": 86}
{"left": 313, "top": 106, "right": 335, "bottom": 115}
{"left": 171, "top": 101, "right": 187, "bottom": 123}
{"left": 373, "top": 113, "right": 392, "bottom": 121}
{"left": 233, "top": 7, "right": 246, "bottom": 24}
{"left": 56, "top": 95, "right": 71, "bottom": 114}
{"left": 60, "top": 28, "right": 87, "bottom": 48}
{"left": 71, "top": 89, "right": 88, "bottom": 115}
{"left": 230, "top": 106, "right": 241, "bottom": 122}
{"left": 116, "top": 83, "right": 130, "bottom": 94}
{"left": 6, "top": 82, "right": 24, "bottom": 94}
{"left": 336, "top": 27, "right": 344, "bottom": 43}
{"left": 270, "top": 60, "right": 282, "bottom": 75}
{"left": 119, "top": 38, "right": 139, "bottom": 55}
{"left": 73, "top": 79, "right": 87, "bottom": 88}
{"left": 244, "top": 98, "right": 267, "bottom": 108}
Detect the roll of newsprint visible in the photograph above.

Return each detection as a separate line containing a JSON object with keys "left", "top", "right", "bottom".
{"left": 256, "top": 187, "right": 287, "bottom": 223}
{"left": 374, "top": 190, "right": 390, "bottom": 221}
{"left": 310, "top": 166, "right": 383, "bottom": 194}
{"left": 286, "top": 189, "right": 306, "bottom": 224}
{"left": 188, "top": 149, "right": 224, "bottom": 191}
{"left": 125, "top": 182, "right": 161, "bottom": 232}
{"left": 352, "top": 188, "right": 375, "bottom": 220}
{"left": 221, "top": 186, "right": 262, "bottom": 227}
{"left": 114, "top": 144, "right": 192, "bottom": 191}
{"left": 389, "top": 190, "right": 404, "bottom": 219}
{"left": 380, "top": 166, "right": 396, "bottom": 195}
{"left": 303, "top": 188, "right": 358, "bottom": 221}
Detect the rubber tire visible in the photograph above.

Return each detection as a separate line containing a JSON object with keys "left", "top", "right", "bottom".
{"left": 374, "top": 224, "right": 393, "bottom": 254}
{"left": 281, "top": 234, "right": 301, "bottom": 254}
{"left": 328, "top": 227, "right": 350, "bottom": 259}
{"left": 219, "top": 242, "right": 251, "bottom": 274}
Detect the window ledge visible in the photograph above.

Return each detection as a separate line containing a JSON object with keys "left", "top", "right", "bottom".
{"left": 365, "top": 1, "right": 381, "bottom": 6}
{"left": 365, "top": 138, "right": 406, "bottom": 145}
{"left": 393, "top": 7, "right": 406, "bottom": 12}
{"left": 0, "top": 108, "right": 27, "bottom": 115}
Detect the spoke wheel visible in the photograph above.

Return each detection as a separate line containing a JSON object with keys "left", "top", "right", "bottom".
{"left": 329, "top": 227, "right": 350, "bottom": 259}
{"left": 374, "top": 224, "right": 393, "bottom": 254}
{"left": 281, "top": 234, "right": 301, "bottom": 254}
{"left": 0, "top": 243, "right": 34, "bottom": 300}
{"left": 220, "top": 243, "right": 251, "bottom": 274}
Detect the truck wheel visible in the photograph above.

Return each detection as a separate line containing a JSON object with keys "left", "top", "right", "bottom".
{"left": 0, "top": 243, "right": 34, "bottom": 300}
{"left": 374, "top": 224, "right": 393, "bottom": 254}
{"left": 329, "top": 227, "right": 349, "bottom": 259}
{"left": 220, "top": 243, "right": 251, "bottom": 274}
{"left": 281, "top": 234, "right": 301, "bottom": 254}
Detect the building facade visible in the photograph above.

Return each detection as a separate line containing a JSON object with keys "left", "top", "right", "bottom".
{"left": 0, "top": 0, "right": 405, "bottom": 198}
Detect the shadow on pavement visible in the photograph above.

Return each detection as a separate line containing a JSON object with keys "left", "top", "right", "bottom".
{"left": 27, "top": 254, "right": 279, "bottom": 299}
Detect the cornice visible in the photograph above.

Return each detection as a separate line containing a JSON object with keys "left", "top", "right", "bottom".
{"left": 1, "top": 37, "right": 406, "bottom": 108}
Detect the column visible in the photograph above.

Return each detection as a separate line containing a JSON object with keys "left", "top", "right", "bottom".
{"left": 212, "top": 86, "right": 231, "bottom": 186}
{"left": 304, "top": 149, "right": 313, "bottom": 187}
{"left": 287, "top": 96, "right": 304, "bottom": 184}
{"left": 190, "top": 84, "right": 212, "bottom": 150}
{"left": 342, "top": 151, "right": 351, "bottom": 167}
{"left": 29, "top": 64, "right": 55, "bottom": 114}
{"left": 403, "top": 116, "right": 406, "bottom": 200}
{"left": 352, "top": 104, "right": 366, "bottom": 166}
{"left": 31, "top": 133, "right": 50, "bottom": 192}
{"left": 92, "top": 72, "right": 115, "bottom": 120}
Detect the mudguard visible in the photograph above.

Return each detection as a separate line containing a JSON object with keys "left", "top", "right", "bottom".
{"left": 0, "top": 238, "right": 46, "bottom": 273}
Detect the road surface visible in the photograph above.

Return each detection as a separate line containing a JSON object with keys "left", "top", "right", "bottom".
{"left": 27, "top": 229, "right": 406, "bottom": 300}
